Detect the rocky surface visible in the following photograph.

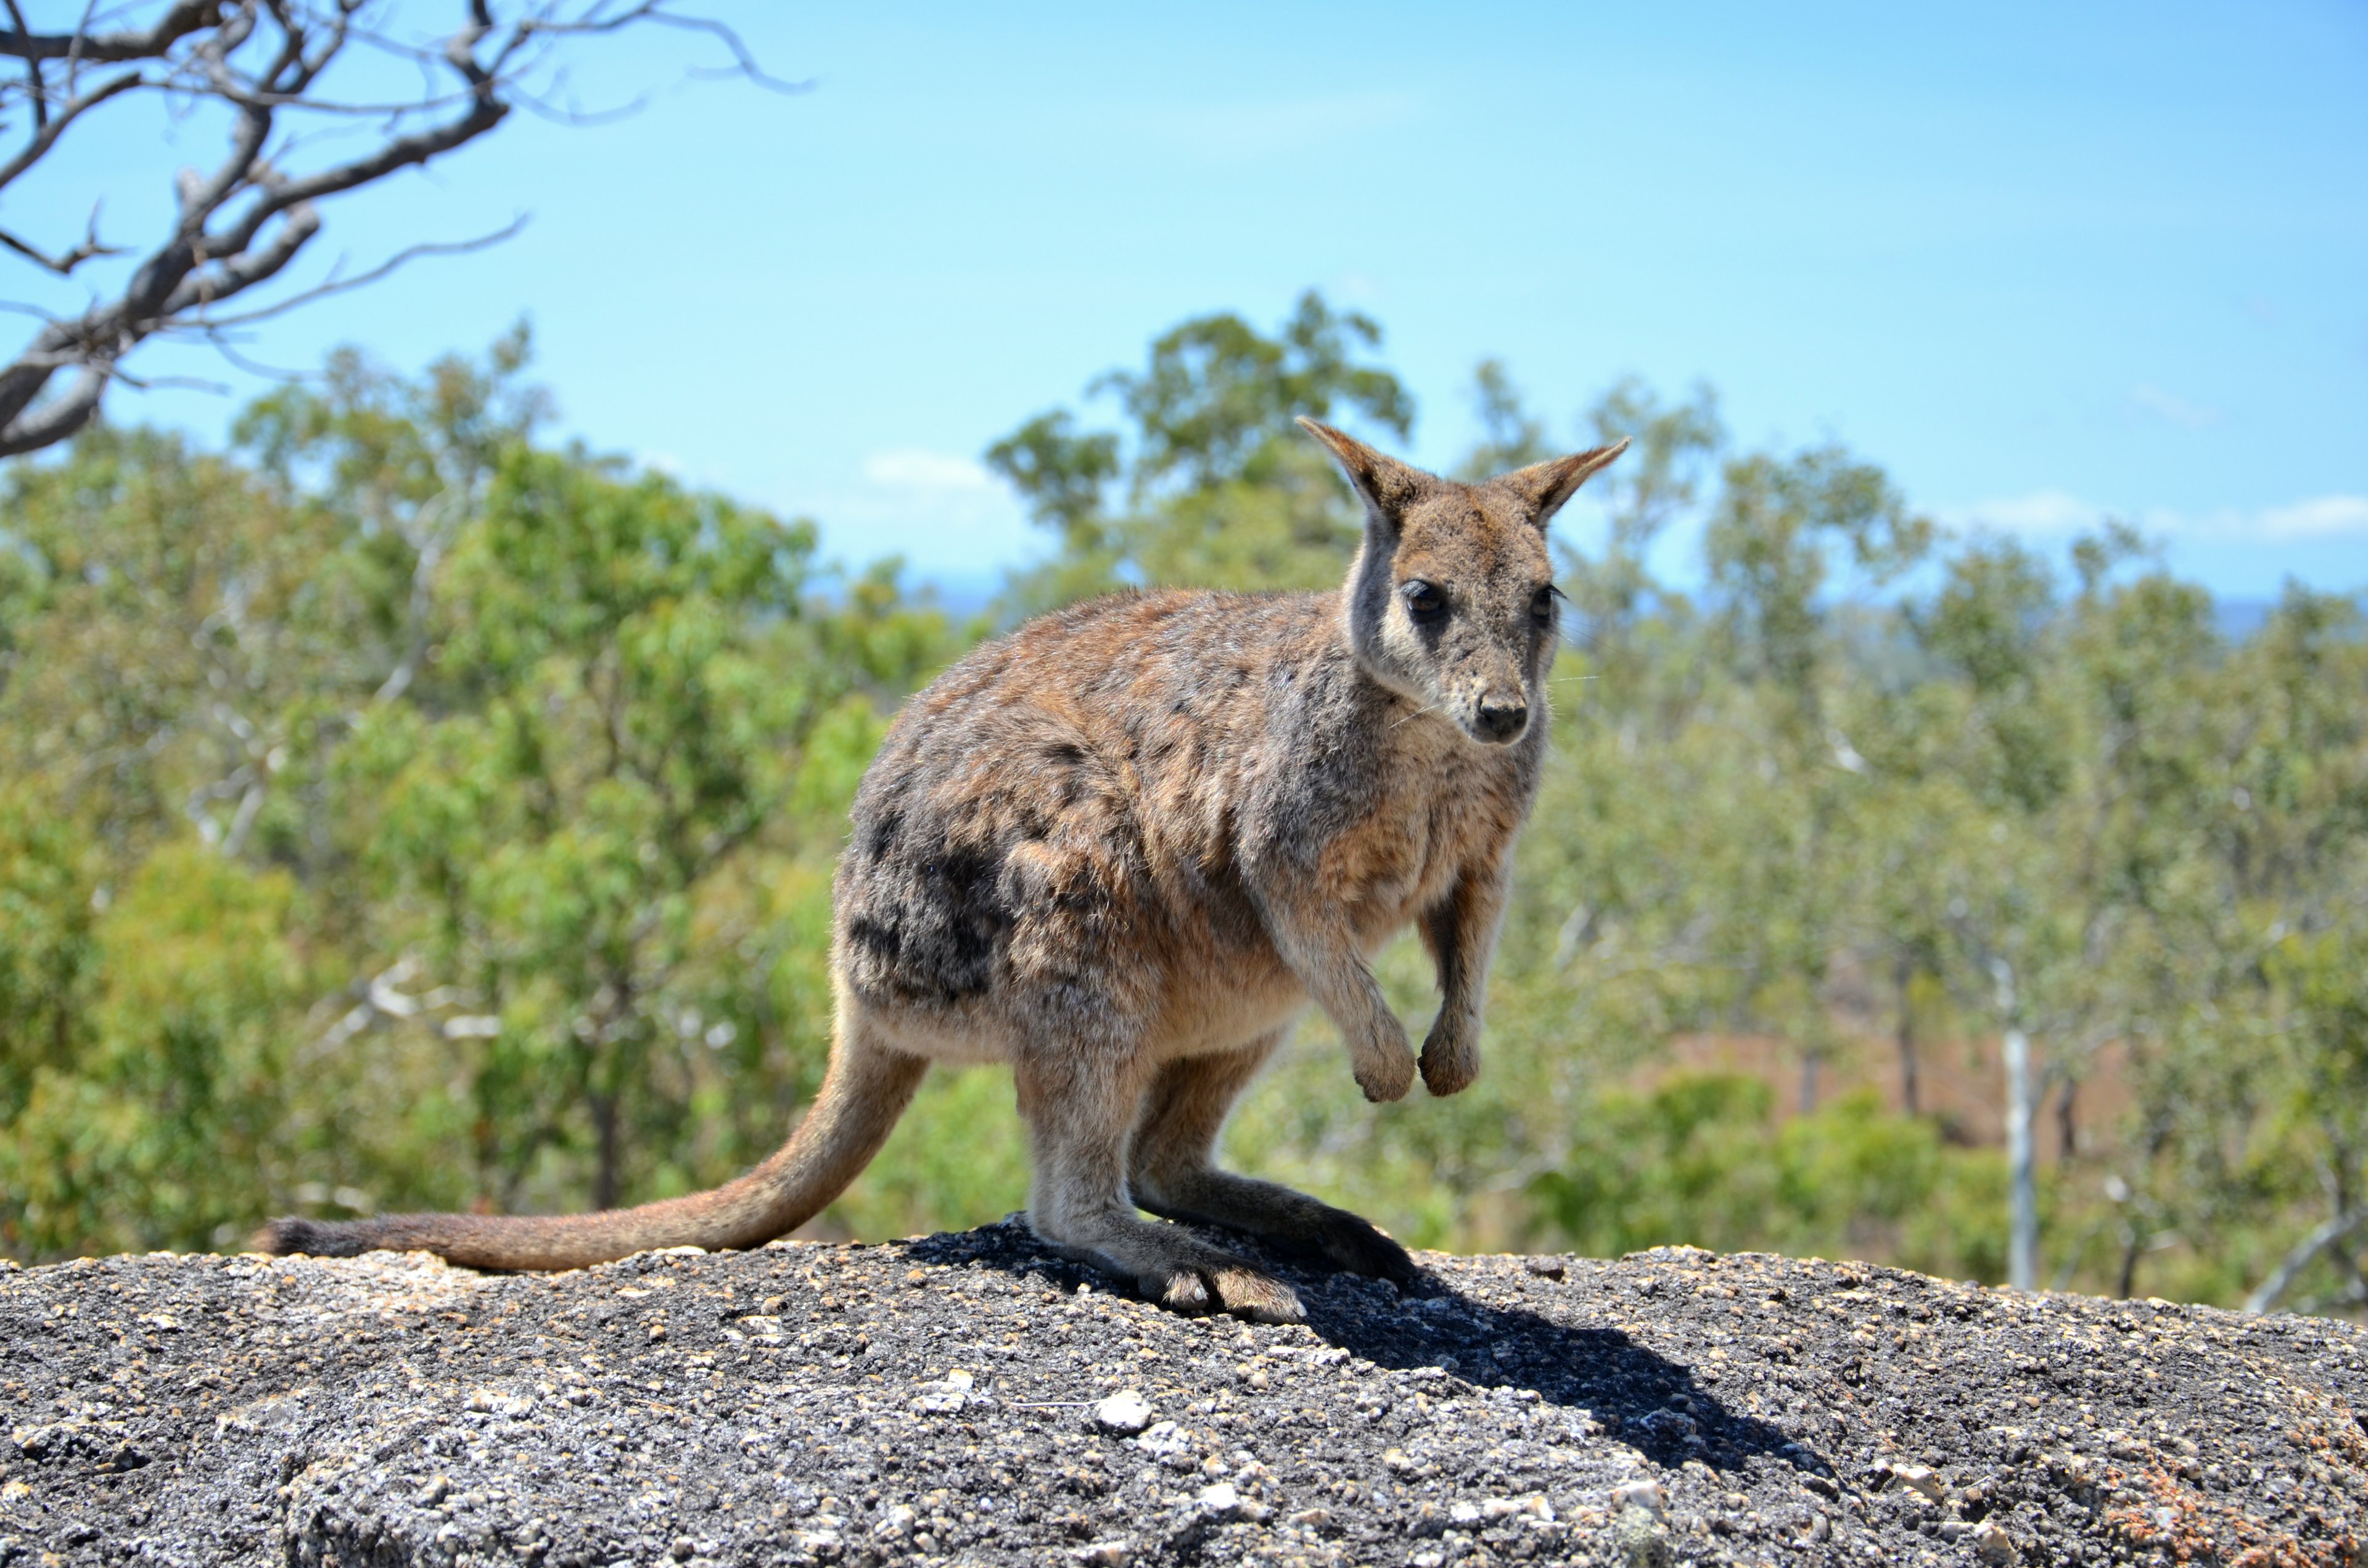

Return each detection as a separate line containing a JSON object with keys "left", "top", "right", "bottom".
{"left": 1, "top": 1218, "right": 2364, "bottom": 1567}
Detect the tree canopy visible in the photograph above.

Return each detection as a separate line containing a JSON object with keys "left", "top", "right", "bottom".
{"left": 4, "top": 302, "right": 2364, "bottom": 1321}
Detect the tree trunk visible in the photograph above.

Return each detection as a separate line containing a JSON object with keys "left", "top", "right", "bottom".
{"left": 2005, "top": 1025, "right": 2038, "bottom": 1291}
{"left": 2115, "top": 1226, "right": 2144, "bottom": 1300}
{"left": 591, "top": 1090, "right": 622, "bottom": 1213}
{"left": 1895, "top": 953, "right": 1921, "bottom": 1117}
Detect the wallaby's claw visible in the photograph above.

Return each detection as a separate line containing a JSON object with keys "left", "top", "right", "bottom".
{"left": 1210, "top": 1268, "right": 1305, "bottom": 1324}
{"left": 1148, "top": 1263, "right": 1304, "bottom": 1324}
{"left": 1156, "top": 1269, "right": 1214, "bottom": 1315}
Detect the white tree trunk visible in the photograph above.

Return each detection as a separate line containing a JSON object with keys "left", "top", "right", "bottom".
{"left": 2005, "top": 1025, "right": 2038, "bottom": 1291}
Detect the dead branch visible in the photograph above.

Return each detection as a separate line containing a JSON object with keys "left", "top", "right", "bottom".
{"left": 0, "top": 2, "right": 783, "bottom": 457}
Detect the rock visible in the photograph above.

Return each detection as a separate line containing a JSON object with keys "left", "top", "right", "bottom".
{"left": 1612, "top": 1503, "right": 1674, "bottom": 1568}
{"left": 462, "top": 1389, "right": 532, "bottom": 1418}
{"left": 913, "top": 1366, "right": 976, "bottom": 1412}
{"left": 1611, "top": 1477, "right": 1668, "bottom": 1516}
{"left": 1133, "top": 1419, "right": 1189, "bottom": 1459}
{"left": 1894, "top": 1463, "right": 1947, "bottom": 1503}
{"left": 0, "top": 1218, "right": 2360, "bottom": 1566}
{"left": 1092, "top": 1389, "right": 1152, "bottom": 1435}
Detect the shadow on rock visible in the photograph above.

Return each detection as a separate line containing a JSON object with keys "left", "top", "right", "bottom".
{"left": 906, "top": 1215, "right": 1816, "bottom": 1480}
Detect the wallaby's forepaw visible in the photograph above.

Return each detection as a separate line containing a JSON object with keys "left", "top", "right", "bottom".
{"left": 1148, "top": 1263, "right": 1305, "bottom": 1324}
{"left": 1354, "top": 1040, "right": 1417, "bottom": 1103}
{"left": 1311, "top": 1210, "right": 1421, "bottom": 1286}
{"left": 1418, "top": 1033, "right": 1479, "bottom": 1096}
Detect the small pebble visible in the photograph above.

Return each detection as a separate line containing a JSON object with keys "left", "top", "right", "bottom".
{"left": 1611, "top": 1477, "right": 1667, "bottom": 1516}
{"left": 1894, "top": 1464, "right": 1947, "bottom": 1503}
{"left": 1093, "top": 1389, "right": 1152, "bottom": 1435}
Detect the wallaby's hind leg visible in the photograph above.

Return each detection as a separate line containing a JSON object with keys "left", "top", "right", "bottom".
{"left": 1014, "top": 1048, "right": 1304, "bottom": 1323}
{"left": 1128, "top": 1034, "right": 1419, "bottom": 1286}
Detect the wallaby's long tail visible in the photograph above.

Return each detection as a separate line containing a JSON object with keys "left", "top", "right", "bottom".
{"left": 254, "top": 1029, "right": 930, "bottom": 1271}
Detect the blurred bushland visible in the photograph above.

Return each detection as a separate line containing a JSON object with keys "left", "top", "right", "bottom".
{"left": 4, "top": 304, "right": 2362, "bottom": 1319}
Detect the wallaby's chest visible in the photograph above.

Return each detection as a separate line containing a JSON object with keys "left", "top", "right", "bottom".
{"left": 1318, "top": 734, "right": 1532, "bottom": 941}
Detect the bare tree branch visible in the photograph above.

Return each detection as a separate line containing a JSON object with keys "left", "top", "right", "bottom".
{"left": 0, "top": 206, "right": 123, "bottom": 273}
{"left": 2245, "top": 1203, "right": 2367, "bottom": 1315}
{"left": 0, "top": 2, "right": 784, "bottom": 458}
{"left": 0, "top": 0, "right": 223, "bottom": 64}
{"left": 163, "top": 210, "right": 524, "bottom": 328}
{"left": 0, "top": 65, "right": 142, "bottom": 187}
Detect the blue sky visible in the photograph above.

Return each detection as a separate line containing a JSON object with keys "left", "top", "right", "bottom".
{"left": 16, "top": 2, "right": 2366, "bottom": 601}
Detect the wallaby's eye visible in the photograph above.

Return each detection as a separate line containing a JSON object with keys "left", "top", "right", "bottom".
{"left": 1400, "top": 580, "right": 1447, "bottom": 624}
{"left": 1530, "top": 586, "right": 1558, "bottom": 629}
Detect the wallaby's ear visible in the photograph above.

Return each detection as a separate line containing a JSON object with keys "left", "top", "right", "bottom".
{"left": 1297, "top": 416, "right": 1433, "bottom": 530}
{"left": 1490, "top": 438, "right": 1630, "bottom": 530}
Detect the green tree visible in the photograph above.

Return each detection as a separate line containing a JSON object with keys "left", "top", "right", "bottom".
{"left": 986, "top": 290, "right": 1413, "bottom": 613}
{"left": 0, "top": 337, "right": 969, "bottom": 1256}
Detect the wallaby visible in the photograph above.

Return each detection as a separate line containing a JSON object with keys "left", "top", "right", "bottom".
{"left": 260, "top": 419, "right": 1627, "bottom": 1323}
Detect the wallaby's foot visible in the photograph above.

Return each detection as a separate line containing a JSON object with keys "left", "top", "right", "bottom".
{"left": 1030, "top": 1212, "right": 1305, "bottom": 1324}
{"left": 1136, "top": 1167, "right": 1419, "bottom": 1287}
{"left": 1307, "top": 1207, "right": 1420, "bottom": 1285}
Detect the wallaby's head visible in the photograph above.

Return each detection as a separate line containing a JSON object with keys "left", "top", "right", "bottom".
{"left": 1300, "top": 417, "right": 1627, "bottom": 748}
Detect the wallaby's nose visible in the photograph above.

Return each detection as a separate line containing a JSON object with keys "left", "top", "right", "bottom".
{"left": 1474, "top": 697, "right": 1529, "bottom": 743}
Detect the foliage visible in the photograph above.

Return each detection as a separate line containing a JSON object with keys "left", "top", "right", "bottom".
{"left": 4, "top": 306, "right": 2364, "bottom": 1326}
{"left": 1531, "top": 1075, "right": 2007, "bottom": 1283}
{"left": 0, "top": 336, "right": 963, "bottom": 1255}
{"left": 984, "top": 290, "right": 1412, "bottom": 615}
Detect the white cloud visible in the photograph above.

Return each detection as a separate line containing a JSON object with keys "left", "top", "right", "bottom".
{"left": 2132, "top": 382, "right": 2219, "bottom": 429}
{"left": 1942, "top": 489, "right": 2098, "bottom": 535}
{"left": 2255, "top": 496, "right": 2368, "bottom": 541}
{"left": 861, "top": 449, "right": 997, "bottom": 492}
{"left": 1941, "top": 491, "right": 2368, "bottom": 544}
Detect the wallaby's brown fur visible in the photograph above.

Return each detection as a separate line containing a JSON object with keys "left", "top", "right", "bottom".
{"left": 259, "top": 421, "right": 1627, "bottom": 1322}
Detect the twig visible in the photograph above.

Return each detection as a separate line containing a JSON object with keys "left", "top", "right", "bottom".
{"left": 173, "top": 213, "right": 529, "bottom": 329}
